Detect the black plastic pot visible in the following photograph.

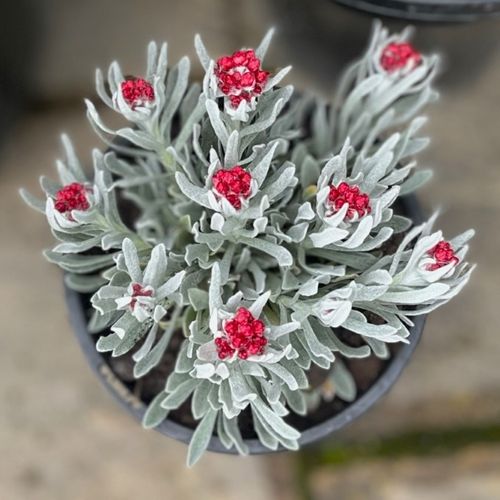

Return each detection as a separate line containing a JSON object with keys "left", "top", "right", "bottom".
{"left": 64, "top": 193, "right": 426, "bottom": 454}
{"left": 333, "top": 0, "right": 500, "bottom": 22}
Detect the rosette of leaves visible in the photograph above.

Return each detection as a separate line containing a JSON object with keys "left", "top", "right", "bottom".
{"left": 22, "top": 22, "right": 475, "bottom": 466}
{"left": 91, "top": 239, "right": 185, "bottom": 376}
{"left": 143, "top": 264, "right": 306, "bottom": 464}
{"left": 20, "top": 137, "right": 148, "bottom": 292}
{"left": 306, "top": 21, "right": 439, "bottom": 157}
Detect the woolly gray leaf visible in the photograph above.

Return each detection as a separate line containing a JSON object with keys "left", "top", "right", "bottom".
{"left": 187, "top": 409, "right": 217, "bottom": 467}
{"left": 238, "top": 236, "right": 292, "bottom": 267}
{"left": 143, "top": 392, "right": 169, "bottom": 428}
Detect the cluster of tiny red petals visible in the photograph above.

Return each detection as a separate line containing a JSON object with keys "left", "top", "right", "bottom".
{"left": 426, "top": 241, "right": 459, "bottom": 271}
{"left": 212, "top": 166, "right": 252, "bottom": 209}
{"left": 121, "top": 77, "right": 155, "bottom": 108}
{"left": 215, "top": 49, "right": 269, "bottom": 108}
{"left": 130, "top": 283, "right": 153, "bottom": 310}
{"left": 380, "top": 42, "right": 422, "bottom": 72}
{"left": 328, "top": 182, "right": 371, "bottom": 219}
{"left": 54, "top": 183, "right": 90, "bottom": 214}
{"left": 215, "top": 308, "right": 267, "bottom": 360}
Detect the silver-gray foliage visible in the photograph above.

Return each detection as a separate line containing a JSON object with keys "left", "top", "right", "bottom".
{"left": 21, "top": 21, "right": 474, "bottom": 466}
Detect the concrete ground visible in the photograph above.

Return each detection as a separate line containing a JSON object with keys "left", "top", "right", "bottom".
{"left": 1, "top": 1, "right": 500, "bottom": 499}
{"left": 309, "top": 444, "right": 500, "bottom": 500}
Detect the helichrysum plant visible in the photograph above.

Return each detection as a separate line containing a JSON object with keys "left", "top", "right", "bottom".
{"left": 21, "top": 22, "right": 475, "bottom": 466}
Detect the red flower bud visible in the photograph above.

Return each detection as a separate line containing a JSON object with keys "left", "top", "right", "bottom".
{"left": 380, "top": 42, "right": 422, "bottom": 73}
{"left": 212, "top": 166, "right": 252, "bottom": 209}
{"left": 121, "top": 77, "right": 155, "bottom": 108}
{"left": 328, "top": 182, "right": 371, "bottom": 219}
{"left": 216, "top": 307, "right": 267, "bottom": 360}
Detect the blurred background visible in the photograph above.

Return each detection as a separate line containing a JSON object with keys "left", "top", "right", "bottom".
{"left": 2, "top": 1, "right": 500, "bottom": 499}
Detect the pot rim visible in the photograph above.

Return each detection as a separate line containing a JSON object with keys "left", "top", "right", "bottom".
{"left": 334, "top": 0, "right": 500, "bottom": 23}
{"left": 65, "top": 193, "right": 426, "bottom": 455}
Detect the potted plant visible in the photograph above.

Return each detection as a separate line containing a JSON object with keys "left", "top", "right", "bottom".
{"left": 21, "top": 22, "right": 474, "bottom": 466}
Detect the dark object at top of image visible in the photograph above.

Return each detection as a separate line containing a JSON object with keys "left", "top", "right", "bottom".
{"left": 335, "top": 0, "right": 500, "bottom": 22}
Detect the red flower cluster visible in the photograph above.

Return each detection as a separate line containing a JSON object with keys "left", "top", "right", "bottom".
{"left": 328, "top": 182, "right": 371, "bottom": 219}
{"left": 54, "top": 183, "right": 90, "bottom": 214}
{"left": 380, "top": 42, "right": 422, "bottom": 72}
{"left": 121, "top": 77, "right": 155, "bottom": 108}
{"left": 216, "top": 307, "right": 267, "bottom": 360}
{"left": 130, "top": 283, "right": 153, "bottom": 310}
{"left": 215, "top": 49, "right": 269, "bottom": 108}
{"left": 212, "top": 166, "right": 252, "bottom": 209}
{"left": 426, "top": 241, "right": 459, "bottom": 271}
